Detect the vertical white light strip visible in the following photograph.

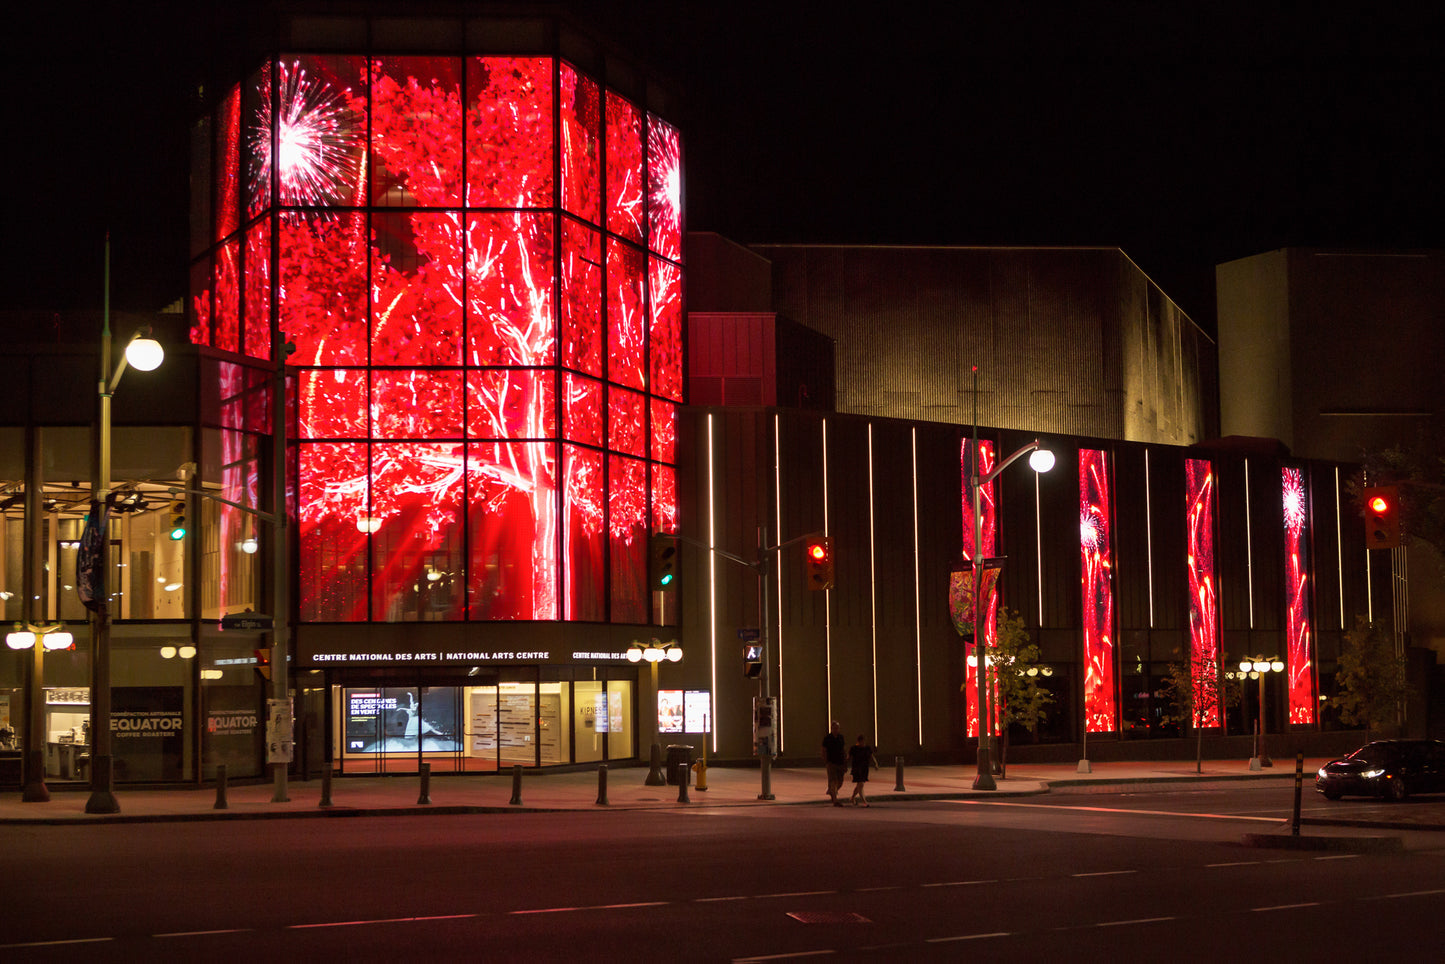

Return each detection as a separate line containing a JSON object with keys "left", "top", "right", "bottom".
{"left": 1144, "top": 449, "right": 1155, "bottom": 626}
{"left": 1244, "top": 458, "right": 1255, "bottom": 628}
{"left": 1035, "top": 471, "right": 1044, "bottom": 624}
{"left": 706, "top": 414, "right": 719, "bottom": 751}
{"left": 911, "top": 428, "right": 923, "bottom": 745}
{"left": 1365, "top": 543, "right": 1374, "bottom": 624}
{"left": 867, "top": 424, "right": 879, "bottom": 746}
{"left": 823, "top": 419, "right": 833, "bottom": 722}
{"left": 1334, "top": 467, "right": 1345, "bottom": 629}
{"left": 773, "top": 413, "right": 785, "bottom": 752}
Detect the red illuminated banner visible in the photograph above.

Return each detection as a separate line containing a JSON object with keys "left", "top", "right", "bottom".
{"left": 1080, "top": 449, "right": 1117, "bottom": 734}
{"left": 1282, "top": 467, "right": 1316, "bottom": 723}
{"left": 1185, "top": 458, "right": 1220, "bottom": 728}
{"left": 961, "top": 438, "right": 997, "bottom": 738}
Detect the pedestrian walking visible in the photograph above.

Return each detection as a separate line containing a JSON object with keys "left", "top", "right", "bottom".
{"left": 848, "top": 734, "right": 878, "bottom": 807}
{"left": 822, "top": 721, "right": 847, "bottom": 806}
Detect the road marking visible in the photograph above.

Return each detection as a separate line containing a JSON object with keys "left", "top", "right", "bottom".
{"left": 155, "top": 928, "right": 254, "bottom": 937}
{"left": 0, "top": 938, "right": 112, "bottom": 949}
{"left": 757, "top": 891, "right": 836, "bottom": 899}
{"left": 950, "top": 800, "right": 1281, "bottom": 822}
{"left": 1206, "top": 861, "right": 1260, "bottom": 867}
{"left": 1377, "top": 889, "right": 1445, "bottom": 900}
{"left": 1095, "top": 917, "right": 1174, "bottom": 927}
{"left": 733, "top": 950, "right": 835, "bottom": 962}
{"left": 1073, "top": 870, "right": 1137, "bottom": 878}
{"left": 1251, "top": 903, "right": 1320, "bottom": 912}
{"left": 923, "top": 879, "right": 996, "bottom": 887}
{"left": 926, "top": 931, "right": 1011, "bottom": 942}
{"left": 696, "top": 895, "right": 752, "bottom": 902}
{"left": 856, "top": 886, "right": 902, "bottom": 892}
{"left": 291, "top": 913, "right": 477, "bottom": 928}
{"left": 1314, "top": 854, "right": 1359, "bottom": 861}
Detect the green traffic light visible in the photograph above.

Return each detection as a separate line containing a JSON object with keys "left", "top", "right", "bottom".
{"left": 660, "top": 573, "right": 673, "bottom": 586}
{"left": 169, "top": 527, "right": 186, "bottom": 541}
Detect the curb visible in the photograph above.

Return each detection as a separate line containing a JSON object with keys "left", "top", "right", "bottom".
{"left": 1241, "top": 830, "right": 1405, "bottom": 853}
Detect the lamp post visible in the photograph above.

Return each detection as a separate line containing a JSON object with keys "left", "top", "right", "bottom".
{"left": 85, "top": 242, "right": 164, "bottom": 815}
{"left": 966, "top": 368, "right": 1054, "bottom": 790}
{"left": 627, "top": 638, "right": 682, "bottom": 785}
{"left": 1239, "top": 656, "right": 1283, "bottom": 769}
{"left": 7, "top": 624, "right": 75, "bottom": 801}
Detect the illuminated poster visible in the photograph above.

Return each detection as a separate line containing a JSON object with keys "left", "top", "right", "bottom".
{"left": 658, "top": 689, "right": 684, "bottom": 734}
{"left": 683, "top": 691, "right": 712, "bottom": 733}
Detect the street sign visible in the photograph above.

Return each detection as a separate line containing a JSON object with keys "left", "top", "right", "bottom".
{"left": 221, "top": 611, "right": 274, "bottom": 631}
{"left": 738, "top": 628, "right": 761, "bottom": 641}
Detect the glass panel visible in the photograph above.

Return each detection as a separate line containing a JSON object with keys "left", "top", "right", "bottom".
{"left": 609, "top": 388, "right": 645, "bottom": 458}
{"left": 648, "top": 256, "right": 683, "bottom": 401}
{"left": 298, "top": 369, "right": 367, "bottom": 439}
{"left": 372, "top": 370, "right": 464, "bottom": 439}
{"left": 466, "top": 441, "right": 558, "bottom": 620}
{"left": 279, "top": 212, "right": 367, "bottom": 366}
{"left": 559, "top": 62, "right": 600, "bottom": 224}
{"left": 466, "top": 369, "right": 556, "bottom": 440}
{"left": 370, "top": 56, "right": 462, "bottom": 207}
{"left": 216, "top": 429, "right": 261, "bottom": 617}
{"left": 466, "top": 56, "right": 553, "bottom": 208}
{"left": 497, "top": 681, "right": 536, "bottom": 765}
{"left": 573, "top": 679, "right": 604, "bottom": 763}
{"left": 466, "top": 685, "right": 497, "bottom": 768}
{"left": 646, "top": 114, "right": 681, "bottom": 262}
{"left": 369, "top": 442, "right": 464, "bottom": 621}
{"left": 961, "top": 438, "right": 997, "bottom": 739}
{"left": 605, "top": 91, "right": 644, "bottom": 243}
{"left": 1079, "top": 448, "right": 1117, "bottom": 733}
{"left": 563, "top": 373, "right": 603, "bottom": 447}
{"left": 213, "top": 240, "right": 240, "bottom": 353}
{"left": 563, "top": 444, "right": 605, "bottom": 621}
{"left": 649, "top": 398, "right": 675, "bottom": 465}
{"left": 606, "top": 241, "right": 645, "bottom": 389}
{"left": 560, "top": 217, "right": 602, "bottom": 376}
{"left": 298, "top": 441, "right": 370, "bottom": 621}
{"left": 537, "top": 680, "right": 564, "bottom": 764}
{"left": 253, "top": 56, "right": 367, "bottom": 208}
{"left": 243, "top": 63, "right": 271, "bottom": 218}
{"left": 243, "top": 219, "right": 272, "bottom": 361}
{"left": 606, "top": 678, "right": 632, "bottom": 760}
{"left": 215, "top": 84, "right": 241, "bottom": 241}
{"left": 651, "top": 462, "right": 677, "bottom": 534}
{"left": 1282, "top": 466, "right": 1316, "bottom": 723}
{"left": 371, "top": 211, "right": 463, "bottom": 365}
{"left": 190, "top": 115, "right": 212, "bottom": 257}
{"left": 465, "top": 212, "right": 555, "bottom": 366}
{"left": 609, "top": 455, "right": 647, "bottom": 624}
{"left": 1185, "top": 458, "right": 1220, "bottom": 727}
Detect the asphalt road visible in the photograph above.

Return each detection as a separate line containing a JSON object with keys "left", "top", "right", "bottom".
{"left": 4, "top": 785, "right": 1443, "bottom": 962}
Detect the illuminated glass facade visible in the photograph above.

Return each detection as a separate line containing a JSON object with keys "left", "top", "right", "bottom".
{"left": 960, "top": 438, "right": 997, "bottom": 738}
{"left": 1079, "top": 449, "right": 1117, "bottom": 733}
{"left": 1184, "top": 458, "right": 1220, "bottom": 728}
{"left": 1282, "top": 466, "right": 1316, "bottom": 723}
{"left": 190, "top": 54, "right": 683, "bottom": 626}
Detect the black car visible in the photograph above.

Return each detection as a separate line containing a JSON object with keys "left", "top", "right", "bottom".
{"left": 1315, "top": 739, "right": 1445, "bottom": 801}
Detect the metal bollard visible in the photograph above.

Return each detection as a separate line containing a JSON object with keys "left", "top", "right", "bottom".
{"left": 596, "top": 764, "right": 609, "bottom": 806}
{"left": 894, "top": 756, "right": 906, "bottom": 792}
{"left": 677, "top": 766, "right": 690, "bottom": 803}
{"left": 418, "top": 762, "right": 431, "bottom": 805}
{"left": 1291, "top": 752, "right": 1304, "bottom": 836}
{"left": 509, "top": 764, "right": 523, "bottom": 805}
{"left": 214, "top": 764, "right": 229, "bottom": 810}
{"left": 319, "top": 765, "right": 333, "bottom": 808}
{"left": 645, "top": 742, "right": 666, "bottom": 786}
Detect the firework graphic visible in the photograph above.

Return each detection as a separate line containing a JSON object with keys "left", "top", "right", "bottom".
{"left": 961, "top": 438, "right": 998, "bottom": 738}
{"left": 1080, "top": 449, "right": 1117, "bottom": 733}
{"left": 249, "top": 60, "right": 365, "bottom": 208}
{"left": 1282, "top": 467, "right": 1316, "bottom": 723}
{"left": 1185, "top": 458, "right": 1221, "bottom": 727}
{"left": 648, "top": 115, "right": 682, "bottom": 262}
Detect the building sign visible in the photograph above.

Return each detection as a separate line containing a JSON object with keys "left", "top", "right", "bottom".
{"left": 203, "top": 685, "right": 262, "bottom": 779}
{"left": 112, "top": 686, "right": 183, "bottom": 781}
{"left": 301, "top": 645, "right": 637, "bottom": 666}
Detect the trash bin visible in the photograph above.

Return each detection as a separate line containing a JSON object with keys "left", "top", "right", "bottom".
{"left": 665, "top": 744, "right": 694, "bottom": 786}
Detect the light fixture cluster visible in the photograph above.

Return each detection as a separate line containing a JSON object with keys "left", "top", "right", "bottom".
{"left": 6, "top": 624, "right": 74, "bottom": 651}
{"left": 159, "top": 645, "right": 198, "bottom": 659}
{"left": 626, "top": 638, "right": 683, "bottom": 663}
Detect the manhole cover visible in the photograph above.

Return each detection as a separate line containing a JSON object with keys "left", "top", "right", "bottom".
{"left": 787, "top": 911, "right": 871, "bottom": 924}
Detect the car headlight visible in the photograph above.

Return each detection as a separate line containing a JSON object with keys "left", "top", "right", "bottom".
{"left": 1317, "top": 768, "right": 1329, "bottom": 779}
{"left": 1362, "top": 768, "right": 1385, "bottom": 778}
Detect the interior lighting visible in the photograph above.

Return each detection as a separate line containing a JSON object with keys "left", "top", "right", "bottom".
{"left": 160, "top": 646, "right": 178, "bottom": 659}
{"left": 178, "top": 645, "right": 197, "bottom": 659}
{"left": 357, "top": 516, "right": 382, "bottom": 534}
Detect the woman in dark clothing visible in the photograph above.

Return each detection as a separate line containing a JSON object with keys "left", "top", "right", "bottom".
{"left": 848, "top": 735, "right": 878, "bottom": 807}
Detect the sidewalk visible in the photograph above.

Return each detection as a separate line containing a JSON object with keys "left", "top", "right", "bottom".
{"left": 5, "top": 757, "right": 1409, "bottom": 826}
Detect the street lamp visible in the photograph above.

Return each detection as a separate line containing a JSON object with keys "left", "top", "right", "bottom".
{"left": 7, "top": 623, "right": 74, "bottom": 802}
{"left": 628, "top": 638, "right": 682, "bottom": 785}
{"left": 84, "top": 245, "right": 165, "bottom": 814}
{"left": 1239, "top": 656, "right": 1284, "bottom": 769}
{"left": 968, "top": 432, "right": 1053, "bottom": 791}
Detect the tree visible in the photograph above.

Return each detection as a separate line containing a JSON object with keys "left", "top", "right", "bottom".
{"left": 985, "top": 607, "right": 1052, "bottom": 778}
{"left": 1158, "top": 648, "right": 1241, "bottom": 773}
{"left": 1349, "top": 445, "right": 1445, "bottom": 555}
{"left": 1334, "top": 617, "right": 1409, "bottom": 737}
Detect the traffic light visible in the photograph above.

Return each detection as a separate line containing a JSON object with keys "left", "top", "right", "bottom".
{"left": 743, "top": 643, "right": 763, "bottom": 678}
{"left": 1363, "top": 485, "right": 1402, "bottom": 549}
{"left": 804, "top": 534, "right": 834, "bottom": 590}
{"left": 166, "top": 500, "right": 186, "bottom": 541}
{"left": 648, "top": 532, "right": 679, "bottom": 590}
{"left": 254, "top": 647, "right": 272, "bottom": 681}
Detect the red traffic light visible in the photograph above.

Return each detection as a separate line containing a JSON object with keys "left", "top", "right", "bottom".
{"left": 808, "top": 542, "right": 828, "bottom": 561}
{"left": 1368, "top": 494, "right": 1390, "bottom": 514}
{"left": 804, "top": 534, "right": 834, "bottom": 590}
{"left": 1363, "top": 485, "right": 1401, "bottom": 550}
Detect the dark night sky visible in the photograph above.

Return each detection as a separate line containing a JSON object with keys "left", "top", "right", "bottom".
{"left": 3, "top": 2, "right": 1441, "bottom": 334}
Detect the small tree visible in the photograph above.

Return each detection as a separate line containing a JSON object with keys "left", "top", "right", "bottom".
{"left": 986, "top": 607, "right": 1052, "bottom": 778}
{"left": 1334, "top": 617, "right": 1409, "bottom": 737}
{"left": 1159, "top": 648, "right": 1240, "bottom": 773}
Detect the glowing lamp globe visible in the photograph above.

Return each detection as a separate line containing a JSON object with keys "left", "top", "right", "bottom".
{"left": 1028, "top": 448, "right": 1056, "bottom": 473}
{"left": 125, "top": 336, "right": 165, "bottom": 372}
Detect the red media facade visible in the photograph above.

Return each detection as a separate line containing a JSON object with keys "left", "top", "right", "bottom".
{"left": 1184, "top": 458, "right": 1220, "bottom": 728}
{"left": 960, "top": 438, "right": 997, "bottom": 739}
{"left": 192, "top": 55, "right": 683, "bottom": 624}
{"left": 1282, "top": 467, "right": 1316, "bottom": 723}
{"left": 1079, "top": 449, "right": 1117, "bottom": 733}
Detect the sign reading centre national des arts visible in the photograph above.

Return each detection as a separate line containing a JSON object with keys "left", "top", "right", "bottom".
{"left": 296, "top": 631, "right": 636, "bottom": 667}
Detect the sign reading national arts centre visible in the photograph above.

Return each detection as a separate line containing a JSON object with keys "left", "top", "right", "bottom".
{"left": 300, "top": 645, "right": 635, "bottom": 666}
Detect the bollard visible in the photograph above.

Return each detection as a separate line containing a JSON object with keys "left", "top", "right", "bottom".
{"left": 1291, "top": 752, "right": 1304, "bottom": 836}
{"left": 894, "top": 756, "right": 906, "bottom": 792}
{"left": 418, "top": 762, "right": 431, "bottom": 805}
{"left": 596, "top": 764, "right": 609, "bottom": 806}
{"left": 319, "top": 765, "right": 333, "bottom": 808}
{"left": 214, "top": 764, "right": 229, "bottom": 810}
{"left": 509, "top": 763, "right": 523, "bottom": 805}
{"left": 694, "top": 757, "right": 708, "bottom": 792}
{"left": 677, "top": 767, "right": 690, "bottom": 803}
